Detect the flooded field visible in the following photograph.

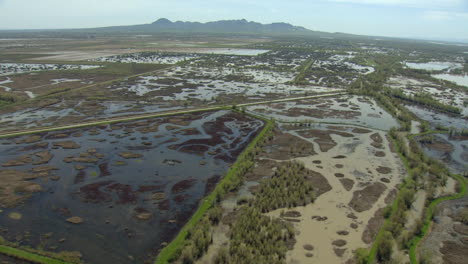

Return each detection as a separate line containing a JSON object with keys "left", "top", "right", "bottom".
{"left": 92, "top": 52, "right": 200, "bottom": 64}
{"left": 405, "top": 104, "right": 468, "bottom": 129}
{"left": 0, "top": 110, "right": 263, "bottom": 264}
{"left": 0, "top": 63, "right": 101, "bottom": 76}
{"left": 247, "top": 95, "right": 399, "bottom": 130}
{"left": 272, "top": 125, "right": 404, "bottom": 263}
{"left": 405, "top": 62, "right": 463, "bottom": 71}
{"left": 417, "top": 133, "right": 468, "bottom": 174}
{"left": 386, "top": 76, "right": 468, "bottom": 113}
{"left": 432, "top": 73, "right": 468, "bottom": 87}
{"left": 152, "top": 48, "right": 269, "bottom": 56}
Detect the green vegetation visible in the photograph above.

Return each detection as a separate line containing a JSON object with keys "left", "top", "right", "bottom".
{"left": 224, "top": 206, "right": 294, "bottom": 264}
{"left": 0, "top": 245, "right": 74, "bottom": 264}
{"left": 290, "top": 58, "right": 313, "bottom": 85}
{"left": 253, "top": 162, "right": 315, "bottom": 212}
{"left": 389, "top": 89, "right": 462, "bottom": 115}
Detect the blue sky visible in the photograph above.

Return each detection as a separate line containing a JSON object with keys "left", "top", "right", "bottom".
{"left": 0, "top": 0, "right": 467, "bottom": 41}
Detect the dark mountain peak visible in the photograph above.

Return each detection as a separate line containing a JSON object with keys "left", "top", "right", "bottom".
{"left": 152, "top": 18, "right": 172, "bottom": 25}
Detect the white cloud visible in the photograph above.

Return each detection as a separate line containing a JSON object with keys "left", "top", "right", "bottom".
{"left": 423, "top": 11, "right": 451, "bottom": 21}
{"left": 329, "top": 0, "right": 465, "bottom": 10}
{"left": 423, "top": 10, "right": 468, "bottom": 21}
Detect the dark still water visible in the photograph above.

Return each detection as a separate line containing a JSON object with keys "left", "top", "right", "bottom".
{"left": 0, "top": 110, "right": 263, "bottom": 264}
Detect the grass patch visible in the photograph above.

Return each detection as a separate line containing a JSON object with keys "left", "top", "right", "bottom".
{"left": 0, "top": 245, "right": 72, "bottom": 264}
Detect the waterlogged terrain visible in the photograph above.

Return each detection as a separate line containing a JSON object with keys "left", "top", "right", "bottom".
{"left": 247, "top": 95, "right": 399, "bottom": 130}
{"left": 0, "top": 100, "right": 183, "bottom": 133}
{"left": 432, "top": 73, "right": 468, "bottom": 87}
{"left": 405, "top": 104, "right": 468, "bottom": 129}
{"left": 0, "top": 63, "right": 101, "bottom": 76}
{"left": 0, "top": 110, "right": 263, "bottom": 264}
{"left": 404, "top": 61, "right": 463, "bottom": 71}
{"left": 417, "top": 134, "right": 468, "bottom": 174}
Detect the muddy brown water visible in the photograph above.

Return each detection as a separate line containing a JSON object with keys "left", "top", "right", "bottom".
{"left": 0, "top": 110, "right": 263, "bottom": 264}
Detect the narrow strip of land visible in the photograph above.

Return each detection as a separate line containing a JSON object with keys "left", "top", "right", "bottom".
{"left": 0, "top": 91, "right": 345, "bottom": 138}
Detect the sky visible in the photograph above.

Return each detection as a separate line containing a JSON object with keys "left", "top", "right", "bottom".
{"left": 0, "top": 0, "right": 467, "bottom": 41}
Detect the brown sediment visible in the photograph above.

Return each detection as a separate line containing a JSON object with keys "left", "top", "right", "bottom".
{"left": 370, "top": 133, "right": 383, "bottom": 144}
{"left": 46, "top": 132, "right": 71, "bottom": 139}
{"left": 306, "top": 169, "right": 332, "bottom": 197}
{"left": 332, "top": 240, "right": 347, "bottom": 247}
{"left": 173, "top": 194, "right": 190, "bottom": 204}
{"left": 66, "top": 216, "right": 84, "bottom": 224}
{"left": 0, "top": 169, "right": 43, "bottom": 207}
{"left": 245, "top": 159, "right": 277, "bottom": 181}
{"left": 335, "top": 173, "right": 345, "bottom": 178}
{"left": 376, "top": 166, "right": 392, "bottom": 174}
{"left": 98, "top": 163, "right": 111, "bottom": 177}
{"left": 352, "top": 128, "right": 372, "bottom": 134}
{"left": 333, "top": 155, "right": 347, "bottom": 159}
{"left": 21, "top": 142, "right": 49, "bottom": 151}
{"left": 78, "top": 181, "right": 113, "bottom": 203}
{"left": 33, "top": 150, "right": 53, "bottom": 165}
{"left": 348, "top": 182, "right": 387, "bottom": 212}
{"left": 334, "top": 248, "right": 346, "bottom": 257}
{"left": 105, "top": 183, "right": 137, "bottom": 204}
{"left": 262, "top": 132, "right": 316, "bottom": 160}
{"left": 137, "top": 184, "right": 166, "bottom": 193}
{"left": 2, "top": 154, "right": 33, "bottom": 167}
{"left": 362, "top": 208, "right": 385, "bottom": 244}
{"left": 420, "top": 137, "right": 455, "bottom": 152}
{"left": 303, "top": 244, "right": 314, "bottom": 251}
{"left": 74, "top": 170, "right": 86, "bottom": 184}
{"left": 297, "top": 129, "right": 353, "bottom": 152}
{"left": 15, "top": 135, "right": 43, "bottom": 144}
{"left": 204, "top": 175, "right": 221, "bottom": 196}
{"left": 157, "top": 199, "right": 170, "bottom": 211}
{"left": 440, "top": 241, "right": 468, "bottom": 264}
{"left": 384, "top": 189, "right": 397, "bottom": 204}
{"left": 374, "top": 151, "right": 386, "bottom": 157}
{"left": 339, "top": 178, "right": 355, "bottom": 191}
{"left": 282, "top": 106, "right": 360, "bottom": 120}
{"left": 171, "top": 179, "right": 197, "bottom": 194}
{"left": 118, "top": 152, "right": 143, "bottom": 159}
{"left": 53, "top": 140, "right": 81, "bottom": 149}
{"left": 30, "top": 166, "right": 58, "bottom": 173}
{"left": 134, "top": 208, "right": 152, "bottom": 221}
{"left": 453, "top": 224, "right": 468, "bottom": 236}
{"left": 380, "top": 178, "right": 390, "bottom": 183}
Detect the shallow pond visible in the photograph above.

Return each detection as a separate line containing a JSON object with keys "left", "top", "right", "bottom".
{"left": 432, "top": 73, "right": 468, "bottom": 87}
{"left": 0, "top": 110, "right": 263, "bottom": 264}
{"left": 405, "top": 62, "right": 462, "bottom": 71}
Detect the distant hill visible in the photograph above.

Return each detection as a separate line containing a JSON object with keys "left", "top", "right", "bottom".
{"left": 88, "top": 18, "right": 312, "bottom": 35}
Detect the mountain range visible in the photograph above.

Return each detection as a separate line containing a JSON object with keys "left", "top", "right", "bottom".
{"left": 90, "top": 18, "right": 311, "bottom": 35}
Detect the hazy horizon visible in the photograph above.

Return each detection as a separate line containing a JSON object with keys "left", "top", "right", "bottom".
{"left": 1, "top": 0, "right": 467, "bottom": 42}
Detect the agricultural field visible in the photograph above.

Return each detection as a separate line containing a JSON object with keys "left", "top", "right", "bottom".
{"left": 0, "top": 31, "right": 466, "bottom": 264}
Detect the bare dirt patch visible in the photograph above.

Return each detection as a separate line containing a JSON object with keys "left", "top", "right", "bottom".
{"left": 440, "top": 241, "right": 468, "bottom": 264}
{"left": 339, "top": 178, "right": 355, "bottom": 191}
{"left": 262, "top": 132, "right": 316, "bottom": 160}
{"left": 362, "top": 208, "right": 385, "bottom": 244}
{"left": 376, "top": 166, "right": 392, "bottom": 174}
{"left": 349, "top": 182, "right": 387, "bottom": 212}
